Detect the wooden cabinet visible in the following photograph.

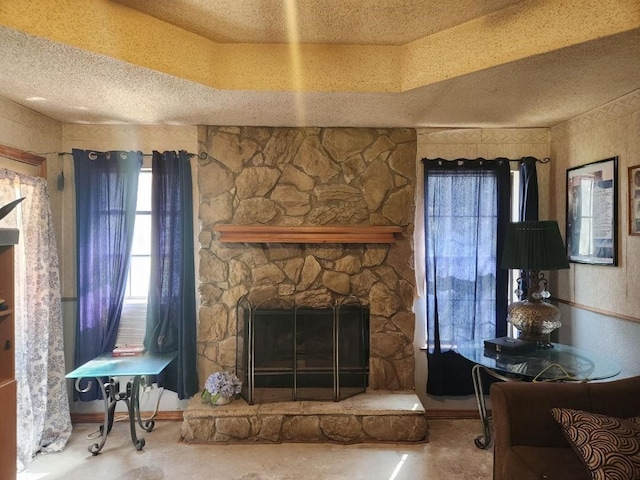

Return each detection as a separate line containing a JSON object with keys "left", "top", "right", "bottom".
{"left": 0, "top": 241, "right": 16, "bottom": 480}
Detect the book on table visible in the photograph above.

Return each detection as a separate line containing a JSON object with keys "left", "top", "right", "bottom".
{"left": 484, "top": 336, "right": 535, "bottom": 354}
{"left": 112, "top": 344, "right": 146, "bottom": 357}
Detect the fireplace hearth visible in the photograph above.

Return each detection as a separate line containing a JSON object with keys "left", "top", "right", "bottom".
{"left": 236, "top": 296, "right": 369, "bottom": 404}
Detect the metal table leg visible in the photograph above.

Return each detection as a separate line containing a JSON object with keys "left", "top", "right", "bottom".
{"left": 134, "top": 376, "right": 155, "bottom": 433}
{"left": 125, "top": 377, "right": 145, "bottom": 450}
{"left": 471, "top": 364, "right": 511, "bottom": 450}
{"left": 74, "top": 377, "right": 114, "bottom": 455}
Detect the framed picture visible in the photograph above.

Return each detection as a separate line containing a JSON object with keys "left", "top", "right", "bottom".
{"left": 566, "top": 157, "right": 618, "bottom": 265}
{"left": 629, "top": 165, "right": 640, "bottom": 236}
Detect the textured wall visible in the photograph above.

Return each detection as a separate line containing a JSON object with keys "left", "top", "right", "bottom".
{"left": 59, "top": 124, "right": 199, "bottom": 414}
{"left": 0, "top": 96, "right": 61, "bottom": 152}
{"left": 0, "top": 96, "right": 62, "bottom": 238}
{"left": 415, "top": 126, "right": 551, "bottom": 410}
{"left": 550, "top": 89, "right": 640, "bottom": 319}
{"left": 417, "top": 128, "right": 551, "bottom": 215}
{"left": 60, "top": 124, "right": 199, "bottom": 297}
{"left": 0, "top": 104, "right": 200, "bottom": 413}
{"left": 549, "top": 89, "right": 640, "bottom": 376}
{"left": 197, "top": 126, "right": 417, "bottom": 391}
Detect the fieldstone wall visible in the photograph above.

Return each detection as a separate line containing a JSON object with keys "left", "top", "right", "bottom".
{"left": 197, "top": 126, "right": 417, "bottom": 391}
{"left": 182, "top": 407, "right": 428, "bottom": 444}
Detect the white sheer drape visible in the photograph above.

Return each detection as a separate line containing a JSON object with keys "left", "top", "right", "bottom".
{"left": 0, "top": 169, "right": 72, "bottom": 471}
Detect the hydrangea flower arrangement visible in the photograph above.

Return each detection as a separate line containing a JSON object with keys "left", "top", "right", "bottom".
{"left": 201, "top": 371, "right": 242, "bottom": 405}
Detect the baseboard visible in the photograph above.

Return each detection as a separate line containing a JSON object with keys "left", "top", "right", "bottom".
{"left": 424, "top": 409, "right": 486, "bottom": 419}
{"left": 71, "top": 410, "right": 184, "bottom": 423}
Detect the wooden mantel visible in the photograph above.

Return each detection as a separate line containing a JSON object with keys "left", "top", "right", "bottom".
{"left": 213, "top": 225, "right": 402, "bottom": 244}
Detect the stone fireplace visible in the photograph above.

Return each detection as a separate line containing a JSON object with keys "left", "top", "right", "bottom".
{"left": 196, "top": 127, "right": 417, "bottom": 393}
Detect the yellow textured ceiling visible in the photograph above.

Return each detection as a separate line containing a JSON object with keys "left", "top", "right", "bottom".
{"left": 1, "top": 0, "right": 638, "bottom": 93}
{"left": 0, "top": 0, "right": 639, "bottom": 127}
{"left": 114, "top": 0, "right": 526, "bottom": 45}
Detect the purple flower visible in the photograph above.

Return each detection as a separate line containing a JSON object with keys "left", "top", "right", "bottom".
{"left": 204, "top": 371, "right": 242, "bottom": 398}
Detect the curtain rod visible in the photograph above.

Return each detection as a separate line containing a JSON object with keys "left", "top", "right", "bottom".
{"left": 25, "top": 151, "right": 211, "bottom": 160}
{"left": 422, "top": 156, "right": 550, "bottom": 163}
{"left": 507, "top": 158, "right": 551, "bottom": 165}
{"left": 39, "top": 153, "right": 549, "bottom": 163}
{"left": 55, "top": 151, "right": 210, "bottom": 160}
{"left": 523, "top": 157, "right": 550, "bottom": 164}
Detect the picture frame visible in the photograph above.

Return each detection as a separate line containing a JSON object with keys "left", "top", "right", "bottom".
{"left": 629, "top": 165, "right": 640, "bottom": 236}
{"left": 566, "top": 157, "right": 618, "bottom": 265}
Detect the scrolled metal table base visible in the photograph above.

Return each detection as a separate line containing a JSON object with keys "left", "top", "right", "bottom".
{"left": 74, "top": 375, "right": 150, "bottom": 455}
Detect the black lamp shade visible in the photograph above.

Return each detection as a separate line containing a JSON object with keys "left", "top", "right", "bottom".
{"left": 500, "top": 221, "right": 570, "bottom": 270}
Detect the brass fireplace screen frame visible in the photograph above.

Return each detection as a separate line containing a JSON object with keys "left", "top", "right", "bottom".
{"left": 236, "top": 295, "right": 370, "bottom": 405}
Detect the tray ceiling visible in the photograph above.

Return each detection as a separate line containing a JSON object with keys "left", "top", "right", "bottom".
{"left": 0, "top": 0, "right": 638, "bottom": 127}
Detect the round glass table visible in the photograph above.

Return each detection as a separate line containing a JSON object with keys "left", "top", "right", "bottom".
{"left": 455, "top": 340, "right": 621, "bottom": 449}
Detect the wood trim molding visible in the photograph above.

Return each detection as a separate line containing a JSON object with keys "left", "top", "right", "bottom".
{"left": 554, "top": 297, "right": 640, "bottom": 325}
{"left": 213, "top": 225, "right": 402, "bottom": 244}
{"left": 0, "top": 144, "right": 47, "bottom": 178}
{"left": 424, "top": 409, "right": 482, "bottom": 419}
{"left": 74, "top": 408, "right": 477, "bottom": 422}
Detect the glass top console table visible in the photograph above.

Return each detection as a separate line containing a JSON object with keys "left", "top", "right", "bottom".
{"left": 66, "top": 352, "right": 177, "bottom": 455}
{"left": 455, "top": 340, "right": 621, "bottom": 449}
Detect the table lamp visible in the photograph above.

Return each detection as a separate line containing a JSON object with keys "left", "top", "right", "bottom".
{"left": 500, "top": 221, "right": 570, "bottom": 347}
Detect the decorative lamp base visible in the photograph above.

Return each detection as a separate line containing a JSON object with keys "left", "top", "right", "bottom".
{"left": 507, "top": 300, "right": 561, "bottom": 347}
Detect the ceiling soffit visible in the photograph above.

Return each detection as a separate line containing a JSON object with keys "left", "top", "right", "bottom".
{"left": 1, "top": 0, "right": 639, "bottom": 94}
{"left": 112, "top": 0, "right": 525, "bottom": 45}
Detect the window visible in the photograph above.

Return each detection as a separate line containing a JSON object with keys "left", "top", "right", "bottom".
{"left": 423, "top": 166, "right": 521, "bottom": 344}
{"left": 507, "top": 168, "right": 520, "bottom": 302}
{"left": 116, "top": 169, "right": 152, "bottom": 347}
{"left": 507, "top": 168, "right": 520, "bottom": 337}
{"left": 424, "top": 170, "right": 501, "bottom": 349}
{"left": 576, "top": 177, "right": 595, "bottom": 256}
{"left": 423, "top": 159, "right": 512, "bottom": 396}
{"left": 422, "top": 159, "right": 512, "bottom": 350}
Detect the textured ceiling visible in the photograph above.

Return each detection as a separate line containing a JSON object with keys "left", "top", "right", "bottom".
{"left": 112, "top": 0, "right": 525, "bottom": 45}
{"left": 0, "top": 0, "right": 639, "bottom": 128}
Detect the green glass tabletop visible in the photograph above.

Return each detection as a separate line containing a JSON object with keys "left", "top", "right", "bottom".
{"left": 65, "top": 352, "right": 177, "bottom": 379}
{"left": 456, "top": 340, "right": 620, "bottom": 382}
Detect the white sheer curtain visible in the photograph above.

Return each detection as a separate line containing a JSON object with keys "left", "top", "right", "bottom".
{"left": 0, "top": 169, "right": 72, "bottom": 471}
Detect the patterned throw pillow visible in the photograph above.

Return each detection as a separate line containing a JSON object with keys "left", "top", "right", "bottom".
{"left": 551, "top": 408, "right": 640, "bottom": 480}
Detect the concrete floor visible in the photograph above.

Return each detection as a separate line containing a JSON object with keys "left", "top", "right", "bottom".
{"left": 18, "top": 419, "right": 493, "bottom": 480}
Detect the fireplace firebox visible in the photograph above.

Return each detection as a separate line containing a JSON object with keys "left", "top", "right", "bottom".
{"left": 236, "top": 296, "right": 369, "bottom": 404}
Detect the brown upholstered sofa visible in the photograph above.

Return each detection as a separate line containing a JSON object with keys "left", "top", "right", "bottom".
{"left": 490, "top": 375, "right": 640, "bottom": 480}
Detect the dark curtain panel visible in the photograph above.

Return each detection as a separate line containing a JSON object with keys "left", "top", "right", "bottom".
{"left": 423, "top": 158, "right": 510, "bottom": 396}
{"left": 517, "top": 157, "right": 539, "bottom": 299}
{"left": 519, "top": 157, "right": 539, "bottom": 221}
{"left": 144, "top": 151, "right": 198, "bottom": 399}
{"left": 73, "top": 149, "right": 141, "bottom": 400}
